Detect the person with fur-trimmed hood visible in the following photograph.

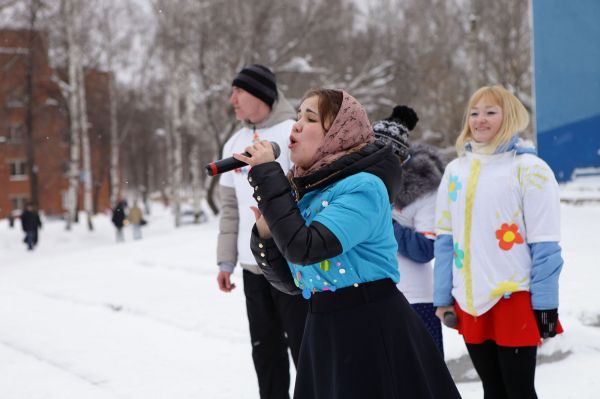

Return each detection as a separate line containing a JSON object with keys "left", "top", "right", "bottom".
{"left": 373, "top": 105, "right": 446, "bottom": 355}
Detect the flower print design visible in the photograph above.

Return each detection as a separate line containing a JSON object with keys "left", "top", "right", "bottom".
{"left": 495, "top": 223, "right": 524, "bottom": 251}
{"left": 518, "top": 164, "right": 550, "bottom": 190}
{"left": 322, "top": 284, "right": 338, "bottom": 293}
{"left": 302, "top": 208, "right": 312, "bottom": 219}
{"left": 234, "top": 166, "right": 251, "bottom": 176}
{"left": 436, "top": 210, "right": 452, "bottom": 233}
{"left": 453, "top": 243, "right": 464, "bottom": 269}
{"left": 293, "top": 268, "right": 303, "bottom": 288}
{"left": 448, "top": 175, "right": 462, "bottom": 202}
{"left": 488, "top": 276, "right": 527, "bottom": 300}
{"left": 489, "top": 281, "right": 520, "bottom": 299}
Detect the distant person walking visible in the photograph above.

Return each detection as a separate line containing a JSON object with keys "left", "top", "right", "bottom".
{"left": 128, "top": 202, "right": 144, "bottom": 240}
{"left": 111, "top": 200, "right": 127, "bottom": 242}
{"left": 20, "top": 202, "right": 42, "bottom": 250}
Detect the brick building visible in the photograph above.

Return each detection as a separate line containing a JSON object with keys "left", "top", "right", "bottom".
{"left": 0, "top": 29, "right": 114, "bottom": 219}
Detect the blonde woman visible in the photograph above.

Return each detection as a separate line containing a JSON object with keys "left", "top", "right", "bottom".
{"left": 434, "top": 85, "right": 564, "bottom": 398}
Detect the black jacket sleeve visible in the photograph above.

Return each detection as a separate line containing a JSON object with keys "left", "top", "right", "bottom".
{"left": 250, "top": 225, "right": 300, "bottom": 295}
{"left": 248, "top": 162, "right": 343, "bottom": 266}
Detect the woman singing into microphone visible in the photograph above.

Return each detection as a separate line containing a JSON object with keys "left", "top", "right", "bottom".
{"left": 234, "top": 89, "right": 460, "bottom": 399}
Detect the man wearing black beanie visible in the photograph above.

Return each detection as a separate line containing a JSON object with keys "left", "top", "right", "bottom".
{"left": 231, "top": 64, "right": 279, "bottom": 109}
{"left": 216, "top": 64, "right": 307, "bottom": 399}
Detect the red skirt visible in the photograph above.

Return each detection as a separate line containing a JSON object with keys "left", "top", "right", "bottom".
{"left": 453, "top": 291, "right": 564, "bottom": 347}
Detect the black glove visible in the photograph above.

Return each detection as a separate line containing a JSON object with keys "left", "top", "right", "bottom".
{"left": 534, "top": 309, "right": 558, "bottom": 338}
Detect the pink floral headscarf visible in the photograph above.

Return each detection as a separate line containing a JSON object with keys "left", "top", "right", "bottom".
{"left": 293, "top": 91, "right": 374, "bottom": 177}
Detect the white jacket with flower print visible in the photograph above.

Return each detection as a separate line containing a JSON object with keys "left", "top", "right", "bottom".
{"left": 435, "top": 146, "right": 560, "bottom": 316}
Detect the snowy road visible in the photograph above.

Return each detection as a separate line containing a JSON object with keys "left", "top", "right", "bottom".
{"left": 1, "top": 203, "right": 600, "bottom": 398}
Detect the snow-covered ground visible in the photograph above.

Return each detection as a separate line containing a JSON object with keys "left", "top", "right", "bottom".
{"left": 1, "top": 199, "right": 600, "bottom": 398}
{"left": 559, "top": 174, "right": 600, "bottom": 205}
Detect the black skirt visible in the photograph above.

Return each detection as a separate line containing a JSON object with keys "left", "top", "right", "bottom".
{"left": 293, "top": 279, "right": 461, "bottom": 399}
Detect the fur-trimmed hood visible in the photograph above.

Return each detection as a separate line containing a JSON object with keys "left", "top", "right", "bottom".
{"left": 395, "top": 143, "right": 445, "bottom": 209}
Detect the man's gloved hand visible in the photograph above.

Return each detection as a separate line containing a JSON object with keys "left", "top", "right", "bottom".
{"left": 534, "top": 309, "right": 558, "bottom": 338}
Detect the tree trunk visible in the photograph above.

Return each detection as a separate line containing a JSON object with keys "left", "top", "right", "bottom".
{"left": 109, "top": 71, "right": 120, "bottom": 207}
{"left": 163, "top": 56, "right": 181, "bottom": 227}
{"left": 78, "top": 64, "right": 94, "bottom": 230}
{"left": 64, "top": 0, "right": 80, "bottom": 230}
{"left": 206, "top": 176, "right": 219, "bottom": 216}
{"left": 185, "top": 83, "right": 203, "bottom": 223}
{"left": 170, "top": 79, "right": 183, "bottom": 228}
{"left": 25, "top": 4, "right": 40, "bottom": 207}
{"left": 467, "top": 2, "right": 480, "bottom": 93}
{"left": 205, "top": 118, "right": 237, "bottom": 215}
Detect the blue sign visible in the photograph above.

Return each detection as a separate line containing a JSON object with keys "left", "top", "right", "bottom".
{"left": 532, "top": 0, "right": 600, "bottom": 181}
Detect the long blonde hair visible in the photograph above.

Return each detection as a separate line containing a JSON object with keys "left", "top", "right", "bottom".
{"left": 455, "top": 85, "right": 529, "bottom": 155}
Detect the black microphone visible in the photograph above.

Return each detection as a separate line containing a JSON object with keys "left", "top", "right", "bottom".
{"left": 443, "top": 311, "right": 458, "bottom": 328}
{"left": 205, "top": 141, "right": 281, "bottom": 176}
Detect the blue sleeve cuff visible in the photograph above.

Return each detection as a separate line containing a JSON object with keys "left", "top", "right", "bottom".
{"left": 530, "top": 242, "right": 563, "bottom": 309}
{"left": 218, "top": 261, "right": 236, "bottom": 273}
{"left": 392, "top": 220, "right": 435, "bottom": 263}
{"left": 433, "top": 234, "right": 454, "bottom": 306}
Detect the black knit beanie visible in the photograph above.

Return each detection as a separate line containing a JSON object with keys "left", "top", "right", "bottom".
{"left": 372, "top": 105, "right": 419, "bottom": 162}
{"left": 232, "top": 64, "right": 278, "bottom": 108}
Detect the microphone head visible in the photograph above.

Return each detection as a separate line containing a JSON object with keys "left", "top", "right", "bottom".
{"left": 271, "top": 141, "right": 281, "bottom": 159}
{"left": 443, "top": 311, "right": 458, "bottom": 328}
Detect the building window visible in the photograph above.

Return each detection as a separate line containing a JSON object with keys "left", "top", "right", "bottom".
{"left": 62, "top": 161, "right": 70, "bottom": 176}
{"left": 61, "top": 127, "right": 70, "bottom": 144}
{"left": 5, "top": 92, "right": 24, "bottom": 108}
{"left": 10, "top": 196, "right": 28, "bottom": 212}
{"left": 8, "top": 124, "right": 24, "bottom": 144}
{"left": 9, "top": 160, "right": 27, "bottom": 180}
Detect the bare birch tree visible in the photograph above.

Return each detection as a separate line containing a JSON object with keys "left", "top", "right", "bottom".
{"left": 23, "top": 0, "right": 43, "bottom": 208}
{"left": 167, "top": 67, "right": 183, "bottom": 227}
{"left": 97, "top": 4, "right": 121, "bottom": 208}
{"left": 77, "top": 62, "right": 93, "bottom": 230}
{"left": 184, "top": 75, "right": 204, "bottom": 222}
{"left": 99, "top": 0, "right": 535, "bottom": 212}
{"left": 62, "top": 0, "right": 81, "bottom": 230}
